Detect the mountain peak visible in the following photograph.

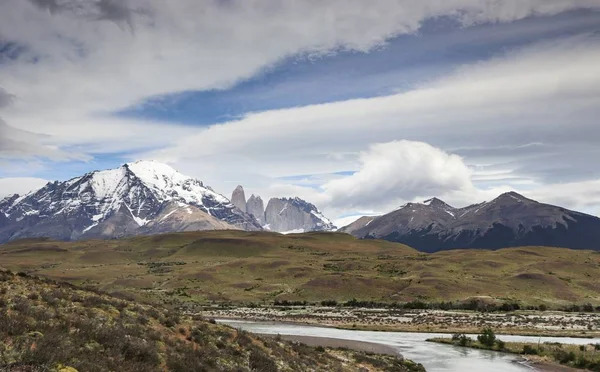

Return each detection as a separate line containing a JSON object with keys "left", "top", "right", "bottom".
{"left": 231, "top": 185, "right": 247, "bottom": 211}
{"left": 422, "top": 197, "right": 452, "bottom": 208}
{"left": 126, "top": 160, "right": 187, "bottom": 182}
{"left": 496, "top": 191, "right": 533, "bottom": 203}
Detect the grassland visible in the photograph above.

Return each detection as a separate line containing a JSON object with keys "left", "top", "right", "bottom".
{"left": 1, "top": 230, "right": 599, "bottom": 310}
{"left": 428, "top": 331, "right": 600, "bottom": 371}
{"left": 0, "top": 268, "right": 424, "bottom": 372}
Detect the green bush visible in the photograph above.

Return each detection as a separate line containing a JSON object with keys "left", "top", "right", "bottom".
{"left": 522, "top": 345, "right": 538, "bottom": 355}
{"left": 477, "top": 328, "right": 496, "bottom": 347}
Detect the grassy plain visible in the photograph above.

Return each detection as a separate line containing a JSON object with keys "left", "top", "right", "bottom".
{"left": 1, "top": 231, "right": 599, "bottom": 308}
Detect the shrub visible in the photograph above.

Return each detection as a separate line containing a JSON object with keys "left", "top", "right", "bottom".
{"left": 249, "top": 349, "right": 278, "bottom": 372}
{"left": 321, "top": 300, "right": 338, "bottom": 307}
{"left": 235, "top": 329, "right": 253, "bottom": 348}
{"left": 522, "top": 345, "right": 538, "bottom": 355}
{"left": 554, "top": 350, "right": 576, "bottom": 364}
{"left": 477, "top": 328, "right": 496, "bottom": 347}
{"left": 496, "top": 340, "right": 506, "bottom": 350}
{"left": 458, "top": 335, "right": 472, "bottom": 347}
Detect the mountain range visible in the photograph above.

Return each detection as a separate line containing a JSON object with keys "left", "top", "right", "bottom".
{"left": 0, "top": 161, "right": 335, "bottom": 243}
{"left": 2, "top": 161, "right": 599, "bottom": 251}
{"left": 342, "top": 192, "right": 600, "bottom": 252}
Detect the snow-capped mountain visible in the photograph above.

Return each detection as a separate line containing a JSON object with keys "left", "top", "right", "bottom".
{"left": 347, "top": 192, "right": 600, "bottom": 252}
{"left": 0, "top": 161, "right": 261, "bottom": 243}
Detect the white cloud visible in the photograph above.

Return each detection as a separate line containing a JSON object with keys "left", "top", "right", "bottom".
{"left": 321, "top": 141, "right": 473, "bottom": 209}
{"left": 0, "top": 177, "right": 48, "bottom": 198}
{"left": 1, "top": 1, "right": 599, "bottom": 160}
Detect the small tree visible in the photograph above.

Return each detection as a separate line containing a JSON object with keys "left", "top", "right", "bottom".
{"left": 477, "top": 328, "right": 496, "bottom": 347}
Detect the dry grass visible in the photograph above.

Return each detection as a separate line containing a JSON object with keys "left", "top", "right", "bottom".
{"left": 0, "top": 231, "right": 599, "bottom": 308}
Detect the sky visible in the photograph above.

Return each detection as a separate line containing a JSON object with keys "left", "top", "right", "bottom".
{"left": 1, "top": 0, "right": 600, "bottom": 227}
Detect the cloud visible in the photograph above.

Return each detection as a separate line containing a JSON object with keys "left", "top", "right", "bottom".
{"left": 0, "top": 177, "right": 48, "bottom": 198}
{"left": 1, "top": 1, "right": 599, "bottom": 162}
{"left": 0, "top": 119, "right": 88, "bottom": 161}
{"left": 1, "top": 87, "right": 84, "bottom": 161}
{"left": 27, "top": 0, "right": 136, "bottom": 27}
{"left": 145, "top": 34, "right": 600, "bottom": 189}
{"left": 322, "top": 141, "right": 473, "bottom": 209}
{"left": 0, "top": 88, "right": 15, "bottom": 108}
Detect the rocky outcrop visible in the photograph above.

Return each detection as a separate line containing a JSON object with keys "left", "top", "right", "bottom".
{"left": 264, "top": 197, "right": 336, "bottom": 233}
{"left": 231, "top": 185, "right": 247, "bottom": 212}
{"left": 229, "top": 186, "right": 334, "bottom": 233}
{"left": 246, "top": 194, "right": 265, "bottom": 224}
{"left": 348, "top": 192, "right": 600, "bottom": 252}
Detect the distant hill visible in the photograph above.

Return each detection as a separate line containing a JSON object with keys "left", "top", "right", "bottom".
{"left": 1, "top": 230, "right": 599, "bottom": 307}
{"left": 345, "top": 192, "right": 600, "bottom": 252}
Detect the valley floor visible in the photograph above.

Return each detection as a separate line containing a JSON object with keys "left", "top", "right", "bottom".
{"left": 198, "top": 306, "right": 600, "bottom": 338}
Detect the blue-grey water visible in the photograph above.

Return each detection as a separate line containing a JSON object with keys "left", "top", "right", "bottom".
{"left": 219, "top": 319, "right": 598, "bottom": 372}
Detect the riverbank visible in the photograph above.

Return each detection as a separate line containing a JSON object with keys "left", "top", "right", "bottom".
{"left": 427, "top": 337, "right": 600, "bottom": 371}
{"left": 199, "top": 306, "right": 600, "bottom": 338}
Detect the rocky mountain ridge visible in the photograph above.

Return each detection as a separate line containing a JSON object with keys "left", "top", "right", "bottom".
{"left": 230, "top": 186, "right": 336, "bottom": 233}
{"left": 346, "top": 191, "right": 600, "bottom": 252}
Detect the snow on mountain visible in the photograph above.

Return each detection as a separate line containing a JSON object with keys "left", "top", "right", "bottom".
{"left": 0, "top": 160, "right": 261, "bottom": 243}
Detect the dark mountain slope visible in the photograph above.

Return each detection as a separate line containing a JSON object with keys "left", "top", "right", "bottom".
{"left": 350, "top": 192, "right": 600, "bottom": 252}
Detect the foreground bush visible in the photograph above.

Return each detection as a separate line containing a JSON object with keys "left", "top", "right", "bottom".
{"left": 0, "top": 269, "right": 423, "bottom": 372}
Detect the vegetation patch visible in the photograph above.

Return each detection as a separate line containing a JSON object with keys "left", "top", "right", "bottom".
{"left": 429, "top": 328, "right": 600, "bottom": 371}
{"left": 0, "top": 268, "right": 423, "bottom": 372}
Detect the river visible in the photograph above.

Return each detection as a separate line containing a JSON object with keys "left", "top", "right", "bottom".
{"left": 219, "top": 319, "right": 599, "bottom": 372}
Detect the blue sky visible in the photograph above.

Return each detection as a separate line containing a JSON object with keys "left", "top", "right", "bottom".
{"left": 1, "top": 1, "right": 600, "bottom": 222}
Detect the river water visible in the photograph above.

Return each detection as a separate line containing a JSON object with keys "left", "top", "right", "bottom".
{"left": 219, "top": 319, "right": 599, "bottom": 372}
